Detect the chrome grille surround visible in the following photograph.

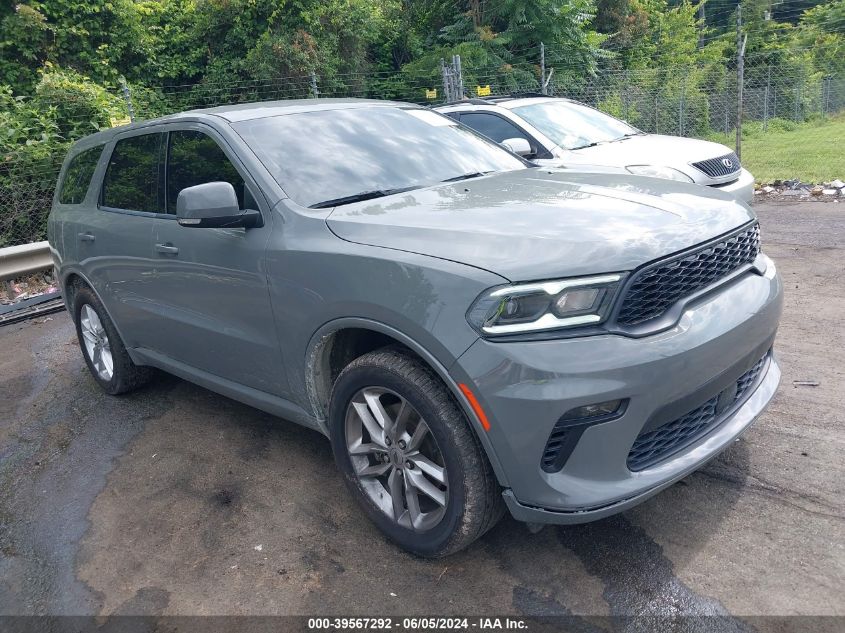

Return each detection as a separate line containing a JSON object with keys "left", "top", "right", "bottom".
{"left": 692, "top": 152, "right": 741, "bottom": 179}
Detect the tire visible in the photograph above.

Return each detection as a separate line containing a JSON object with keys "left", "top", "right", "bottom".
{"left": 328, "top": 347, "right": 503, "bottom": 557}
{"left": 72, "top": 284, "right": 153, "bottom": 395}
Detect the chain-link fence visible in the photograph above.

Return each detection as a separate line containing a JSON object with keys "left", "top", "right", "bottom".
{"left": 2, "top": 51, "right": 844, "bottom": 248}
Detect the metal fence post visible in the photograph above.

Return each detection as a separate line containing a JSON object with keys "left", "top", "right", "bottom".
{"left": 310, "top": 71, "right": 319, "bottom": 98}
{"left": 623, "top": 70, "right": 630, "bottom": 121}
{"left": 735, "top": 6, "right": 746, "bottom": 160}
{"left": 120, "top": 77, "right": 135, "bottom": 122}
{"left": 540, "top": 43, "right": 546, "bottom": 95}
{"left": 823, "top": 75, "right": 831, "bottom": 115}
{"left": 654, "top": 94, "right": 659, "bottom": 134}
{"left": 453, "top": 54, "right": 464, "bottom": 100}
{"left": 763, "top": 65, "right": 771, "bottom": 131}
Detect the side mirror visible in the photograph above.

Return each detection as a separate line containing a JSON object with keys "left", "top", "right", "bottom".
{"left": 176, "top": 181, "right": 262, "bottom": 229}
{"left": 501, "top": 137, "right": 533, "bottom": 157}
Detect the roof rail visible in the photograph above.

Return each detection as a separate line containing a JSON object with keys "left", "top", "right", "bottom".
{"left": 508, "top": 92, "right": 551, "bottom": 99}
{"left": 443, "top": 97, "right": 494, "bottom": 106}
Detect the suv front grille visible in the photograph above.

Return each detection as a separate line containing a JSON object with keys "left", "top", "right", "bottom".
{"left": 626, "top": 352, "right": 769, "bottom": 471}
{"left": 617, "top": 223, "right": 760, "bottom": 327}
{"left": 692, "top": 152, "right": 741, "bottom": 179}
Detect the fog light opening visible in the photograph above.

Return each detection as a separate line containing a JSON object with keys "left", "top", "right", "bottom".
{"left": 560, "top": 399, "right": 626, "bottom": 423}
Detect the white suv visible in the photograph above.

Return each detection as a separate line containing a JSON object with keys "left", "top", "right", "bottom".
{"left": 437, "top": 96, "right": 755, "bottom": 203}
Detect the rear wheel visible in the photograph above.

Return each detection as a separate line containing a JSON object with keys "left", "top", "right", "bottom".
{"left": 329, "top": 347, "right": 503, "bottom": 557}
{"left": 72, "top": 284, "right": 153, "bottom": 395}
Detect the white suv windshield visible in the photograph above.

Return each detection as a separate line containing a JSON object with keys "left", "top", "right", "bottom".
{"left": 233, "top": 106, "right": 526, "bottom": 208}
{"left": 512, "top": 100, "right": 640, "bottom": 150}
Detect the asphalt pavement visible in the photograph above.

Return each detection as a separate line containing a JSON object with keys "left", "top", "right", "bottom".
{"left": 0, "top": 201, "right": 842, "bottom": 620}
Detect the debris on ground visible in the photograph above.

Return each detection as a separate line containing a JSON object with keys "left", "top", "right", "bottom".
{"left": 793, "top": 380, "right": 820, "bottom": 387}
{"left": 755, "top": 179, "right": 845, "bottom": 201}
{"left": 1, "top": 270, "right": 57, "bottom": 305}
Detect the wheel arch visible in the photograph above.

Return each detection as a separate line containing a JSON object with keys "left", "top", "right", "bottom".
{"left": 59, "top": 268, "right": 142, "bottom": 365}
{"left": 305, "top": 318, "right": 510, "bottom": 487}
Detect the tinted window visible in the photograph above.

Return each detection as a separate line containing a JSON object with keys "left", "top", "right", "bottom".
{"left": 59, "top": 145, "right": 103, "bottom": 204}
{"left": 166, "top": 131, "right": 248, "bottom": 213}
{"left": 233, "top": 107, "right": 525, "bottom": 208}
{"left": 512, "top": 100, "right": 640, "bottom": 150}
{"left": 460, "top": 113, "right": 531, "bottom": 145}
{"left": 102, "top": 133, "right": 165, "bottom": 212}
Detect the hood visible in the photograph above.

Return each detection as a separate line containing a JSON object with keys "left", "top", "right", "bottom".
{"left": 325, "top": 169, "right": 755, "bottom": 282}
{"left": 562, "top": 135, "right": 735, "bottom": 181}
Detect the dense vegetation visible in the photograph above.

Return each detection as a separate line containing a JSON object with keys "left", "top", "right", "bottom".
{"left": 1, "top": 0, "right": 844, "bottom": 244}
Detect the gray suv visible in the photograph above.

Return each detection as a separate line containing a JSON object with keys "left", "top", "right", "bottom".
{"left": 48, "top": 99, "right": 783, "bottom": 557}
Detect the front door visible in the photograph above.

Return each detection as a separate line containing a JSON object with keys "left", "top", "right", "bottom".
{"left": 148, "top": 127, "right": 287, "bottom": 396}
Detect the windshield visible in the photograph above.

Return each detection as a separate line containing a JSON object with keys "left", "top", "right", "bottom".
{"left": 512, "top": 100, "right": 640, "bottom": 150}
{"left": 233, "top": 106, "right": 526, "bottom": 208}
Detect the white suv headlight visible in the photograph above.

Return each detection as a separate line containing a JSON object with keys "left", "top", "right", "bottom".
{"left": 626, "top": 165, "right": 694, "bottom": 182}
{"left": 467, "top": 274, "right": 622, "bottom": 336}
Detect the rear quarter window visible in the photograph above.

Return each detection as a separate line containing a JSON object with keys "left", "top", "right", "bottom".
{"left": 59, "top": 145, "right": 104, "bottom": 205}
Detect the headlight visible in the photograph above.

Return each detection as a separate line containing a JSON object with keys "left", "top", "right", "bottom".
{"left": 467, "top": 274, "right": 622, "bottom": 336}
{"left": 626, "top": 165, "right": 694, "bottom": 182}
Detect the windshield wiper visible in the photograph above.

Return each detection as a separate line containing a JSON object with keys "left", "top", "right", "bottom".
{"left": 570, "top": 141, "right": 603, "bottom": 150}
{"left": 309, "top": 186, "right": 421, "bottom": 209}
{"left": 441, "top": 171, "right": 492, "bottom": 183}
{"left": 610, "top": 132, "right": 645, "bottom": 142}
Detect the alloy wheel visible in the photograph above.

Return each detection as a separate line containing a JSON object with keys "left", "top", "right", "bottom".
{"left": 345, "top": 387, "right": 449, "bottom": 531}
{"left": 80, "top": 304, "right": 114, "bottom": 381}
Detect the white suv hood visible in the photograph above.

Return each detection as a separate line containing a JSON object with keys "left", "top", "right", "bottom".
{"left": 558, "top": 134, "right": 736, "bottom": 184}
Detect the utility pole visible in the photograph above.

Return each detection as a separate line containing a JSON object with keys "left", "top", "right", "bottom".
{"left": 735, "top": 5, "right": 746, "bottom": 160}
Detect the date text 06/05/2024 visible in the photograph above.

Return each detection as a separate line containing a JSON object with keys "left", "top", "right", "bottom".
{"left": 306, "top": 617, "right": 528, "bottom": 630}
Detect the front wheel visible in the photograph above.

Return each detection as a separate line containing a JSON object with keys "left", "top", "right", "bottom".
{"left": 328, "top": 348, "right": 503, "bottom": 557}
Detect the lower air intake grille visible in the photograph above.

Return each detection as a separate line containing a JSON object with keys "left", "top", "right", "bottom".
{"left": 626, "top": 352, "right": 769, "bottom": 471}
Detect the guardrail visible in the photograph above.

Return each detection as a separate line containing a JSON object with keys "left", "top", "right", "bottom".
{"left": 0, "top": 241, "right": 52, "bottom": 281}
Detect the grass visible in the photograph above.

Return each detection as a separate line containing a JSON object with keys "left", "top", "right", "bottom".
{"left": 703, "top": 112, "right": 845, "bottom": 183}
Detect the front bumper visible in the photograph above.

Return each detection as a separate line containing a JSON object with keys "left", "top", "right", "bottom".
{"left": 451, "top": 257, "right": 783, "bottom": 523}
{"left": 709, "top": 168, "right": 755, "bottom": 204}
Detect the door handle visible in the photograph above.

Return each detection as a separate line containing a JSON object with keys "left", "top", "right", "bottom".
{"left": 78, "top": 232, "right": 95, "bottom": 243}
{"left": 155, "top": 243, "right": 179, "bottom": 255}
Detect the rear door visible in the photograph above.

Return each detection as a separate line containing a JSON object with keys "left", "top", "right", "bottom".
{"left": 51, "top": 142, "right": 106, "bottom": 271}
{"left": 148, "top": 125, "right": 286, "bottom": 396}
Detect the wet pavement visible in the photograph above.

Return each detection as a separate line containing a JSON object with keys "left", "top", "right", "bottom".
{"left": 0, "top": 201, "right": 842, "bottom": 618}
